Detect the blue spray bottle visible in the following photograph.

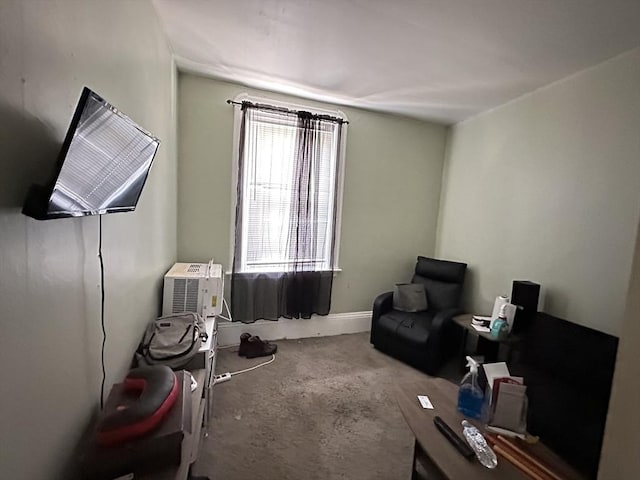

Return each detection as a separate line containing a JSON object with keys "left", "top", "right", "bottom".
{"left": 490, "top": 303, "right": 509, "bottom": 340}
{"left": 457, "top": 356, "right": 484, "bottom": 419}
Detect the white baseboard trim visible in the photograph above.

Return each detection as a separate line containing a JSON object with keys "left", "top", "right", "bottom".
{"left": 216, "top": 311, "right": 372, "bottom": 347}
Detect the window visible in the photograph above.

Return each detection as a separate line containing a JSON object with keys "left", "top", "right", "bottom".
{"left": 232, "top": 99, "right": 346, "bottom": 274}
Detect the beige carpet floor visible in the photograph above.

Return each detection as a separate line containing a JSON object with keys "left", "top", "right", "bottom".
{"left": 192, "top": 332, "right": 460, "bottom": 480}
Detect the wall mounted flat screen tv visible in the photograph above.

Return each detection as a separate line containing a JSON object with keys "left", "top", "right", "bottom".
{"left": 22, "top": 87, "right": 160, "bottom": 220}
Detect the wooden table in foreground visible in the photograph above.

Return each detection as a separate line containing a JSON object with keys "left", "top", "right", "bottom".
{"left": 395, "top": 377, "right": 584, "bottom": 480}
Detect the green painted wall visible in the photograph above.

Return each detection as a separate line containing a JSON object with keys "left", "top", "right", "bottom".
{"left": 436, "top": 48, "right": 640, "bottom": 335}
{"left": 0, "top": 1, "right": 176, "bottom": 478}
{"left": 177, "top": 74, "right": 448, "bottom": 313}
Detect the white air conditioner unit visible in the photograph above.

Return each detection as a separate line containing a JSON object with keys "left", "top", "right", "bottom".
{"left": 162, "top": 260, "right": 224, "bottom": 318}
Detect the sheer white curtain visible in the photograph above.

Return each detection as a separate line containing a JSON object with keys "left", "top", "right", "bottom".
{"left": 231, "top": 102, "right": 345, "bottom": 322}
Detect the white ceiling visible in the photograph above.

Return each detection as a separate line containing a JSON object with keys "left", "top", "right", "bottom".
{"left": 152, "top": 0, "right": 640, "bottom": 124}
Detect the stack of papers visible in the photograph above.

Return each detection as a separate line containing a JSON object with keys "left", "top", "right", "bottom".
{"left": 471, "top": 315, "right": 492, "bottom": 332}
{"left": 472, "top": 324, "right": 491, "bottom": 333}
{"left": 483, "top": 362, "right": 527, "bottom": 435}
{"left": 484, "top": 363, "right": 523, "bottom": 399}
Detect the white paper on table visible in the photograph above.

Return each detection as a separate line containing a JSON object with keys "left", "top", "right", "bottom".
{"left": 483, "top": 362, "right": 511, "bottom": 385}
{"left": 417, "top": 395, "right": 434, "bottom": 409}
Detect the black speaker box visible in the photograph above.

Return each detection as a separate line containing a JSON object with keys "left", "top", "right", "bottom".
{"left": 511, "top": 280, "right": 540, "bottom": 333}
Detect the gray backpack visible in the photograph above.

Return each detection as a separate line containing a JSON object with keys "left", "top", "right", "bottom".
{"left": 136, "top": 312, "right": 208, "bottom": 369}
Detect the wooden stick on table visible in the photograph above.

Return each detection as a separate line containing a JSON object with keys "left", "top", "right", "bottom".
{"left": 493, "top": 444, "right": 553, "bottom": 480}
{"left": 496, "top": 435, "right": 565, "bottom": 480}
{"left": 485, "top": 433, "right": 555, "bottom": 480}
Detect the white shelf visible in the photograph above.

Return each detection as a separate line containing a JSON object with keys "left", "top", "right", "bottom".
{"left": 138, "top": 319, "right": 217, "bottom": 480}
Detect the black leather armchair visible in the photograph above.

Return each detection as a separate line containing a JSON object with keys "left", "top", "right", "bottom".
{"left": 370, "top": 256, "right": 467, "bottom": 375}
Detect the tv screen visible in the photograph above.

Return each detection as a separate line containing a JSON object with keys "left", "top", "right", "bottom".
{"left": 22, "top": 87, "right": 160, "bottom": 220}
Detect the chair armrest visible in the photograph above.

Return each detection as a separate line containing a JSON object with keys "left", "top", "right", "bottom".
{"left": 371, "top": 291, "right": 393, "bottom": 345}
{"left": 430, "top": 308, "right": 463, "bottom": 334}
{"left": 372, "top": 291, "right": 394, "bottom": 321}
{"left": 421, "top": 308, "right": 464, "bottom": 373}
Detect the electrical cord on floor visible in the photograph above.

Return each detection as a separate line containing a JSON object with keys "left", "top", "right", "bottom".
{"left": 214, "top": 299, "right": 274, "bottom": 382}
{"left": 98, "top": 214, "right": 106, "bottom": 410}
{"left": 229, "top": 354, "right": 276, "bottom": 376}
{"left": 214, "top": 342, "right": 276, "bottom": 384}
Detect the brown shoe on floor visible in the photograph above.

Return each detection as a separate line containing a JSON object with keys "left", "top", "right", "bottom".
{"left": 241, "top": 336, "right": 277, "bottom": 358}
{"left": 238, "top": 332, "right": 252, "bottom": 357}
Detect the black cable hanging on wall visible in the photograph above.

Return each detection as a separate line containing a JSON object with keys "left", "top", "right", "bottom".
{"left": 99, "top": 215, "right": 107, "bottom": 410}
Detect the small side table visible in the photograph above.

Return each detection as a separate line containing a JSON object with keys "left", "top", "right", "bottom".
{"left": 453, "top": 314, "right": 523, "bottom": 366}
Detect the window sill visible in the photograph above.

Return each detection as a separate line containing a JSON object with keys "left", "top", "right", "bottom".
{"left": 225, "top": 268, "right": 342, "bottom": 276}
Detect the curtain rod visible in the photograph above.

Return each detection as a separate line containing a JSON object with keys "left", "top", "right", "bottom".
{"left": 226, "top": 99, "right": 348, "bottom": 124}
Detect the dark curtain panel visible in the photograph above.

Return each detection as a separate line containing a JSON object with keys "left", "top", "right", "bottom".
{"left": 231, "top": 102, "right": 344, "bottom": 323}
